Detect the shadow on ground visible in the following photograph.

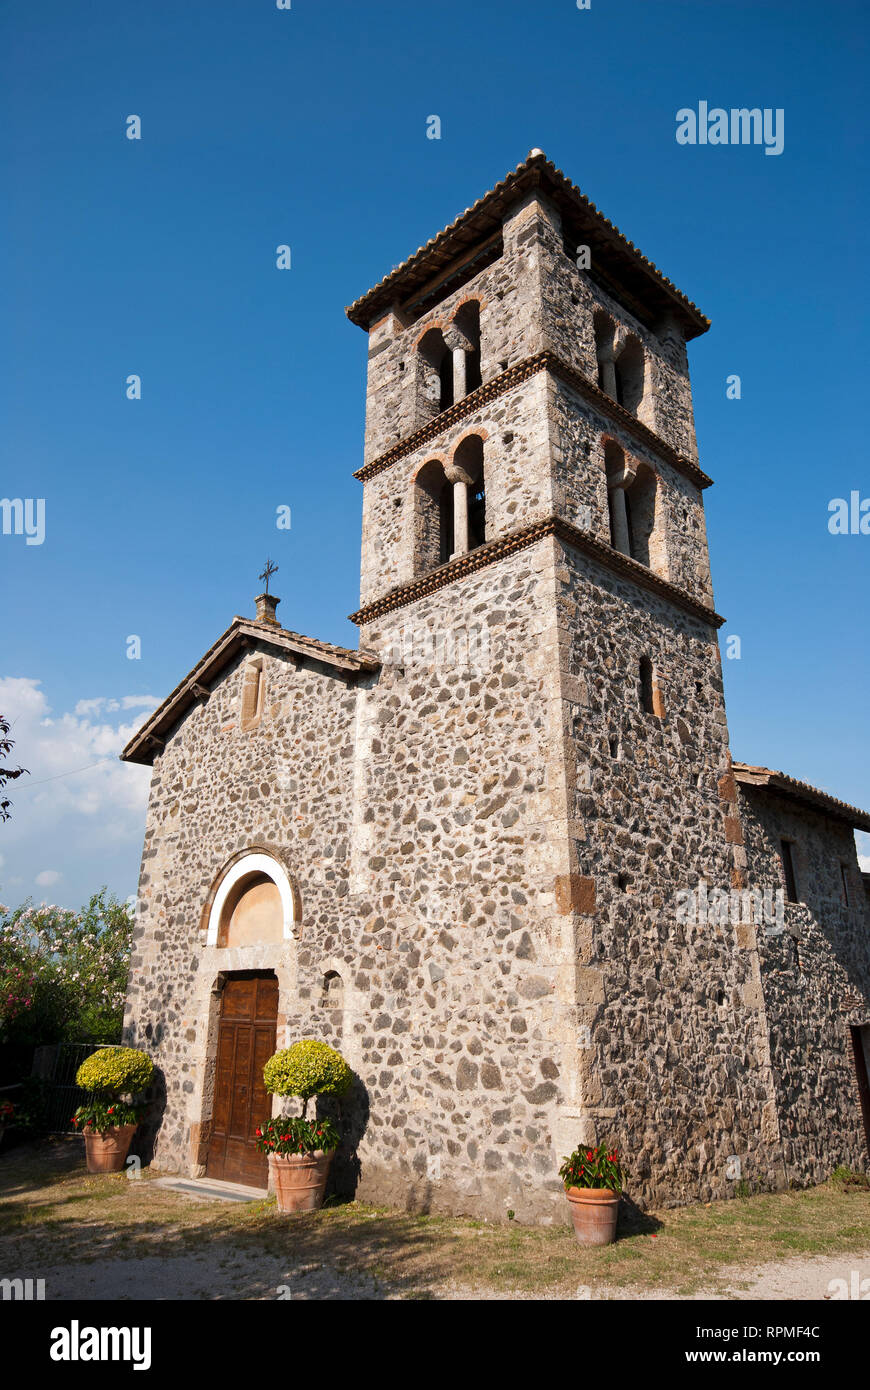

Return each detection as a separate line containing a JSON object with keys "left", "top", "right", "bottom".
{"left": 0, "top": 1139, "right": 461, "bottom": 1299}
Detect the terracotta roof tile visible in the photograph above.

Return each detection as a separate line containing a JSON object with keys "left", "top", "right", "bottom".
{"left": 120, "top": 616, "right": 379, "bottom": 765}
{"left": 733, "top": 762, "right": 870, "bottom": 833}
{"left": 346, "top": 150, "right": 710, "bottom": 337}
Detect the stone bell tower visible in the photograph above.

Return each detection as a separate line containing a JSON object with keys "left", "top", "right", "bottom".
{"left": 342, "top": 150, "right": 779, "bottom": 1215}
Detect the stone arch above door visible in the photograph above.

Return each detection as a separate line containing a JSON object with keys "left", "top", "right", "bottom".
{"left": 204, "top": 849, "right": 299, "bottom": 947}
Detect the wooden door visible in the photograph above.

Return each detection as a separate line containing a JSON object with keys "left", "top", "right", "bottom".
{"left": 207, "top": 974, "right": 277, "bottom": 1188}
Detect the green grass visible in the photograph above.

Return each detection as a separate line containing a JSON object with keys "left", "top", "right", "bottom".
{"left": 1, "top": 1137, "right": 868, "bottom": 1298}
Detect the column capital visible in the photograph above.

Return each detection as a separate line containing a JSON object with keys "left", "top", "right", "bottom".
{"left": 444, "top": 463, "right": 475, "bottom": 487}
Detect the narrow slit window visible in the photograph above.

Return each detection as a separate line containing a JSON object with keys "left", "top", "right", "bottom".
{"left": 780, "top": 840, "right": 798, "bottom": 904}
{"left": 840, "top": 863, "right": 850, "bottom": 907}
{"left": 639, "top": 656, "right": 655, "bottom": 715}
{"left": 240, "top": 660, "right": 265, "bottom": 731}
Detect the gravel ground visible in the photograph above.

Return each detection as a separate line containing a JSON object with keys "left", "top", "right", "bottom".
{"left": 19, "top": 1247, "right": 870, "bottom": 1301}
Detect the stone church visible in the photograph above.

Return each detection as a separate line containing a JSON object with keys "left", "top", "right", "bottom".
{"left": 122, "top": 151, "right": 870, "bottom": 1220}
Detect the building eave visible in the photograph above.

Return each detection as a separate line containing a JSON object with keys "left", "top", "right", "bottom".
{"left": 733, "top": 763, "right": 870, "bottom": 833}
{"left": 345, "top": 150, "right": 710, "bottom": 339}
{"left": 349, "top": 515, "right": 724, "bottom": 629}
{"left": 120, "top": 618, "right": 380, "bottom": 766}
{"left": 353, "top": 351, "right": 713, "bottom": 491}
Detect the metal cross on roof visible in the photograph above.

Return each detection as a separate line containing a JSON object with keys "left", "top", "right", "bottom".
{"left": 259, "top": 558, "right": 278, "bottom": 594}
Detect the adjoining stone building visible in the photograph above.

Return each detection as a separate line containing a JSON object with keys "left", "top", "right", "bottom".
{"left": 121, "top": 151, "right": 870, "bottom": 1221}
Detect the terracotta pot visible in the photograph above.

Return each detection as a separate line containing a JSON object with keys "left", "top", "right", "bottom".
{"left": 566, "top": 1186, "right": 620, "bottom": 1246}
{"left": 269, "top": 1150, "right": 333, "bottom": 1214}
{"left": 83, "top": 1124, "right": 138, "bottom": 1174}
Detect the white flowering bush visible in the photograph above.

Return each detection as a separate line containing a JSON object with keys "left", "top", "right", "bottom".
{"left": 0, "top": 891, "right": 134, "bottom": 1043}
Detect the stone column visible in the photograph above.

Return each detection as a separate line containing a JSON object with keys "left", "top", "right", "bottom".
{"left": 598, "top": 348, "right": 617, "bottom": 401}
{"left": 452, "top": 346, "right": 467, "bottom": 402}
{"left": 443, "top": 325, "right": 470, "bottom": 405}
{"left": 444, "top": 463, "right": 474, "bottom": 557}
{"left": 608, "top": 487, "right": 631, "bottom": 555}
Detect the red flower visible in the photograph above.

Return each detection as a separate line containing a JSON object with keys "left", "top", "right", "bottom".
{"left": 587, "top": 1151, "right": 593, "bottom": 1160}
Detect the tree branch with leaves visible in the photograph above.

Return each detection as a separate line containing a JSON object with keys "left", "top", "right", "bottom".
{"left": 0, "top": 715, "right": 28, "bottom": 823}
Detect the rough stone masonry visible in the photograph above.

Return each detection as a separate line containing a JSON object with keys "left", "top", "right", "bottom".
{"left": 122, "top": 151, "right": 870, "bottom": 1223}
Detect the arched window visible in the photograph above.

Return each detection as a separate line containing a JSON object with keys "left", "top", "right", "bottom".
{"left": 206, "top": 851, "right": 297, "bottom": 947}
{"left": 623, "top": 463, "right": 658, "bottom": 568}
{"left": 218, "top": 873, "right": 282, "bottom": 948}
{"left": 604, "top": 442, "right": 663, "bottom": 574}
{"left": 614, "top": 335, "right": 645, "bottom": 415}
{"left": 439, "top": 477, "right": 455, "bottom": 562}
{"left": 594, "top": 314, "right": 645, "bottom": 418}
{"left": 594, "top": 311, "right": 617, "bottom": 397}
{"left": 605, "top": 440, "right": 630, "bottom": 553}
{"left": 452, "top": 434, "right": 486, "bottom": 553}
{"left": 452, "top": 301, "right": 482, "bottom": 396}
{"left": 468, "top": 481, "right": 486, "bottom": 550}
{"left": 438, "top": 352, "right": 454, "bottom": 410}
{"left": 322, "top": 970, "right": 344, "bottom": 1009}
{"left": 414, "top": 459, "right": 454, "bottom": 574}
{"left": 417, "top": 328, "right": 453, "bottom": 417}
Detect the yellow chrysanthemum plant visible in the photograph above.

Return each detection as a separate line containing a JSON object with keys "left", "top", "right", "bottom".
{"left": 72, "top": 1046, "right": 154, "bottom": 1136}
{"left": 258, "top": 1040, "right": 352, "bottom": 1157}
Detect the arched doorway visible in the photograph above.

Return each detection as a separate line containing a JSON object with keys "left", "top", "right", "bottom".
{"left": 201, "top": 850, "right": 297, "bottom": 1187}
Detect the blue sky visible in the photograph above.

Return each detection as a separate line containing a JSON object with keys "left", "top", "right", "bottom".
{"left": 1, "top": 0, "right": 867, "bottom": 908}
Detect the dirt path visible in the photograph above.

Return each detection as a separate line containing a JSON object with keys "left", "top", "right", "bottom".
{"left": 590, "top": 1249, "right": 870, "bottom": 1301}
{"left": 16, "top": 1247, "right": 870, "bottom": 1301}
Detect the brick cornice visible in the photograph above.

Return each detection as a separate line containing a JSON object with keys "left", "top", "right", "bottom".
{"left": 354, "top": 351, "right": 712, "bottom": 490}
{"left": 349, "top": 515, "right": 724, "bottom": 629}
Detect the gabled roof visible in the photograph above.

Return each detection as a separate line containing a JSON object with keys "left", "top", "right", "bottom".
{"left": 733, "top": 763, "right": 870, "bottom": 833}
{"left": 120, "top": 616, "right": 379, "bottom": 766}
{"left": 346, "top": 149, "right": 710, "bottom": 339}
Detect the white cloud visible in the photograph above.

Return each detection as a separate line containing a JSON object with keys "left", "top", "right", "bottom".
{"left": 856, "top": 833, "right": 870, "bottom": 876}
{"left": 73, "top": 694, "right": 158, "bottom": 718}
{"left": 35, "top": 869, "right": 61, "bottom": 887}
{"left": 0, "top": 677, "right": 159, "bottom": 908}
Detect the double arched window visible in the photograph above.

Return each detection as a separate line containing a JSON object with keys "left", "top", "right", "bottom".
{"left": 604, "top": 439, "right": 664, "bottom": 574}
{"left": 594, "top": 312, "right": 645, "bottom": 416}
{"left": 413, "top": 435, "right": 487, "bottom": 576}
{"left": 415, "top": 302, "right": 482, "bottom": 423}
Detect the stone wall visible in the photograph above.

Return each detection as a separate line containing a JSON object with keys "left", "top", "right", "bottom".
{"left": 123, "top": 641, "right": 360, "bottom": 1175}
{"left": 550, "top": 541, "right": 780, "bottom": 1205}
{"left": 738, "top": 787, "right": 870, "bottom": 1180}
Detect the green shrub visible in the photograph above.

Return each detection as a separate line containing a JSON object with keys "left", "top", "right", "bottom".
{"left": 829, "top": 1165, "right": 870, "bottom": 1192}
{"left": 263, "top": 1040, "right": 352, "bottom": 1117}
{"left": 76, "top": 1046, "right": 153, "bottom": 1096}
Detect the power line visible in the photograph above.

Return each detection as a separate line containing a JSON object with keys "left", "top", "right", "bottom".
{"left": 14, "top": 757, "right": 118, "bottom": 790}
